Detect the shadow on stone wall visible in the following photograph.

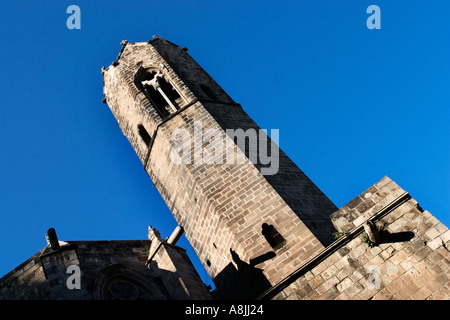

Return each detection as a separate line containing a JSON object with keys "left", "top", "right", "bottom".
{"left": 212, "top": 249, "right": 273, "bottom": 300}
{"left": 380, "top": 230, "right": 415, "bottom": 244}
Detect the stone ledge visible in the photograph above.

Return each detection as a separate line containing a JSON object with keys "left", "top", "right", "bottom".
{"left": 330, "top": 176, "right": 410, "bottom": 232}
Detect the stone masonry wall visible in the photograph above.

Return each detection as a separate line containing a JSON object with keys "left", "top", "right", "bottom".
{"left": 150, "top": 242, "right": 212, "bottom": 300}
{"left": 0, "top": 240, "right": 153, "bottom": 299}
{"left": 0, "top": 249, "right": 49, "bottom": 299}
{"left": 103, "top": 38, "right": 340, "bottom": 299}
{"left": 0, "top": 237, "right": 210, "bottom": 300}
{"left": 269, "top": 177, "right": 450, "bottom": 300}
{"left": 102, "top": 37, "right": 234, "bottom": 168}
{"left": 103, "top": 39, "right": 449, "bottom": 300}
{"left": 147, "top": 100, "right": 334, "bottom": 297}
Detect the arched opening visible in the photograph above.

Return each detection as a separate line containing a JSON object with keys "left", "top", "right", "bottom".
{"left": 134, "top": 68, "right": 182, "bottom": 118}
{"left": 262, "top": 223, "right": 285, "bottom": 249}
{"left": 92, "top": 264, "right": 170, "bottom": 300}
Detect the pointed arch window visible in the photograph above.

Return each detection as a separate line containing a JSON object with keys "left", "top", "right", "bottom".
{"left": 134, "top": 68, "right": 183, "bottom": 119}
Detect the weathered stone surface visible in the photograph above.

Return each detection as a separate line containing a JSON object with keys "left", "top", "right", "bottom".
{"left": 103, "top": 38, "right": 339, "bottom": 298}
{"left": 0, "top": 230, "right": 211, "bottom": 300}
{"left": 271, "top": 177, "right": 450, "bottom": 300}
{"left": 4, "top": 38, "right": 448, "bottom": 301}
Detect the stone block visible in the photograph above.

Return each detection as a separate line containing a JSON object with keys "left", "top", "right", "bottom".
{"left": 389, "top": 250, "right": 409, "bottom": 266}
{"left": 397, "top": 281, "right": 419, "bottom": 299}
{"left": 336, "top": 278, "right": 353, "bottom": 292}
{"left": 386, "top": 277, "right": 407, "bottom": 294}
{"left": 345, "top": 283, "right": 364, "bottom": 298}
{"left": 315, "top": 276, "right": 339, "bottom": 295}
{"left": 427, "top": 237, "right": 444, "bottom": 251}
{"left": 372, "top": 288, "right": 393, "bottom": 300}
{"left": 410, "top": 286, "right": 432, "bottom": 300}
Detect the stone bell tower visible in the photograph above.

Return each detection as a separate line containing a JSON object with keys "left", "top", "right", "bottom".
{"left": 102, "top": 36, "right": 338, "bottom": 299}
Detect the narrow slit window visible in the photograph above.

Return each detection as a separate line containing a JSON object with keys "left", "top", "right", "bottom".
{"left": 262, "top": 223, "right": 285, "bottom": 249}
{"left": 138, "top": 124, "right": 151, "bottom": 147}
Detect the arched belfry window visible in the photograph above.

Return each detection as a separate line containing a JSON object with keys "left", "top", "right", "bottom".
{"left": 262, "top": 223, "right": 285, "bottom": 249}
{"left": 134, "top": 67, "right": 182, "bottom": 118}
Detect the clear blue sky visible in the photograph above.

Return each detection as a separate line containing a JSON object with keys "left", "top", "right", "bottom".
{"left": 0, "top": 0, "right": 448, "bottom": 284}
